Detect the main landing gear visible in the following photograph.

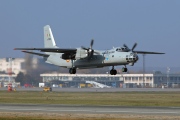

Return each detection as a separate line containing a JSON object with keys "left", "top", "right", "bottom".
{"left": 69, "top": 68, "right": 76, "bottom": 74}
{"left": 110, "top": 66, "right": 117, "bottom": 75}
{"left": 69, "top": 60, "right": 76, "bottom": 74}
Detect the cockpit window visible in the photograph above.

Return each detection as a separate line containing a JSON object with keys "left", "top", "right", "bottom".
{"left": 116, "top": 48, "right": 122, "bottom": 51}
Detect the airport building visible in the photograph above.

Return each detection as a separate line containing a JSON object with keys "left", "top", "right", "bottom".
{"left": 0, "top": 74, "right": 16, "bottom": 82}
{"left": 40, "top": 73, "right": 180, "bottom": 88}
{"left": 0, "top": 74, "right": 18, "bottom": 87}
{"left": 40, "top": 73, "right": 123, "bottom": 88}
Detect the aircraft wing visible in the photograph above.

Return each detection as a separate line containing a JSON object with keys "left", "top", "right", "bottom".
{"left": 134, "top": 51, "right": 165, "bottom": 54}
{"left": 14, "top": 48, "right": 77, "bottom": 54}
{"left": 22, "top": 51, "right": 50, "bottom": 57}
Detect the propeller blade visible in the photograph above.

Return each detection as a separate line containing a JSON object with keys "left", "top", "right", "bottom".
{"left": 123, "top": 44, "right": 131, "bottom": 51}
{"left": 94, "top": 50, "right": 100, "bottom": 54}
{"left": 81, "top": 46, "right": 89, "bottom": 50}
{"left": 123, "top": 44, "right": 129, "bottom": 49}
{"left": 132, "top": 43, "right": 137, "bottom": 51}
{"left": 90, "top": 39, "right": 94, "bottom": 49}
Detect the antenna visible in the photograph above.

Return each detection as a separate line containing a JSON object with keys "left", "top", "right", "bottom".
{"left": 143, "top": 54, "right": 145, "bottom": 88}
{"left": 7, "top": 57, "right": 13, "bottom": 83}
{"left": 167, "top": 67, "right": 170, "bottom": 88}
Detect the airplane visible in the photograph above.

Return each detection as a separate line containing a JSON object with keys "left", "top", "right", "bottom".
{"left": 14, "top": 25, "right": 165, "bottom": 75}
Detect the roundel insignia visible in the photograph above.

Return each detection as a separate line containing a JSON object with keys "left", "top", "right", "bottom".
{"left": 66, "top": 60, "right": 70, "bottom": 62}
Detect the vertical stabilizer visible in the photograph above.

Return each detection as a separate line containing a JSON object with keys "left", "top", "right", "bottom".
{"left": 44, "top": 25, "right": 57, "bottom": 48}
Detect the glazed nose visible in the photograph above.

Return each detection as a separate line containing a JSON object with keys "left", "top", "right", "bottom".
{"left": 133, "top": 54, "right": 138, "bottom": 61}
{"left": 135, "top": 55, "right": 138, "bottom": 61}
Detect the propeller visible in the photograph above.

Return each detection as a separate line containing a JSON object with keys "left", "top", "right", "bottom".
{"left": 81, "top": 39, "right": 95, "bottom": 59}
{"left": 123, "top": 44, "right": 130, "bottom": 51}
{"left": 123, "top": 43, "right": 137, "bottom": 52}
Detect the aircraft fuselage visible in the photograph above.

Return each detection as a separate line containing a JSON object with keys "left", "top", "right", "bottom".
{"left": 46, "top": 49, "right": 138, "bottom": 69}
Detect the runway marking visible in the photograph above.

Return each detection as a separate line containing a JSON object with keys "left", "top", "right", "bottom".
{"left": 97, "top": 111, "right": 179, "bottom": 114}
{"left": 0, "top": 108, "right": 179, "bottom": 114}
{"left": 0, "top": 108, "right": 91, "bottom": 112}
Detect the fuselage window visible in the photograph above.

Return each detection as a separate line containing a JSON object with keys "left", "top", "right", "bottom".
{"left": 112, "top": 55, "right": 114, "bottom": 57}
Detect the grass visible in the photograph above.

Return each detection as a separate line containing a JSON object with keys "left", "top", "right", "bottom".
{"left": 0, "top": 91, "right": 180, "bottom": 107}
{"left": 0, "top": 112, "right": 168, "bottom": 120}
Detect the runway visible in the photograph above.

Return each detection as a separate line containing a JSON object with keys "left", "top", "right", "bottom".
{"left": 0, "top": 104, "right": 180, "bottom": 116}
{"left": 1, "top": 87, "right": 180, "bottom": 92}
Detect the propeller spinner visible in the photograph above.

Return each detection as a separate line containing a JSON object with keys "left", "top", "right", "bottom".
{"left": 81, "top": 39, "right": 95, "bottom": 59}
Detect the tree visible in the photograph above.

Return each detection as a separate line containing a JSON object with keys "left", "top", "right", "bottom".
{"left": 15, "top": 72, "right": 24, "bottom": 86}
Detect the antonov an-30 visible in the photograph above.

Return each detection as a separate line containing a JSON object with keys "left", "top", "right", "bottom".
{"left": 14, "top": 25, "right": 164, "bottom": 75}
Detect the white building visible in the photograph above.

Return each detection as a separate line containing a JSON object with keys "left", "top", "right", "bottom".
{"left": 0, "top": 57, "right": 39, "bottom": 74}
{"left": 0, "top": 58, "right": 25, "bottom": 74}
{"left": 123, "top": 74, "right": 154, "bottom": 87}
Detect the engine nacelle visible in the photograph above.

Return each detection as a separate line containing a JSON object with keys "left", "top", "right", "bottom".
{"left": 75, "top": 48, "right": 88, "bottom": 59}
{"left": 61, "top": 53, "right": 75, "bottom": 60}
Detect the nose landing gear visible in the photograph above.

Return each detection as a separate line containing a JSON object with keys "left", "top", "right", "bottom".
{"left": 122, "top": 66, "right": 128, "bottom": 72}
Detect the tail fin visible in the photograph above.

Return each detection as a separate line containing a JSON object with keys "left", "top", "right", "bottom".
{"left": 44, "top": 25, "right": 57, "bottom": 48}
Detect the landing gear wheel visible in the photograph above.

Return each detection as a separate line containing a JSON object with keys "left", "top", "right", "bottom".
{"left": 110, "top": 70, "right": 113, "bottom": 75}
{"left": 113, "top": 69, "right": 117, "bottom": 75}
{"left": 73, "top": 69, "right": 76, "bottom": 74}
{"left": 110, "top": 69, "right": 117, "bottom": 75}
{"left": 69, "top": 68, "right": 76, "bottom": 74}
{"left": 122, "top": 67, "right": 128, "bottom": 72}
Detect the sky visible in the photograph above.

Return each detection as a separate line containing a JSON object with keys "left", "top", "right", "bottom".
{"left": 0, "top": 0, "right": 180, "bottom": 70}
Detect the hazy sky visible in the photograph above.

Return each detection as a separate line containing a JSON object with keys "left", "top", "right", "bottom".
{"left": 0, "top": 0, "right": 180, "bottom": 68}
